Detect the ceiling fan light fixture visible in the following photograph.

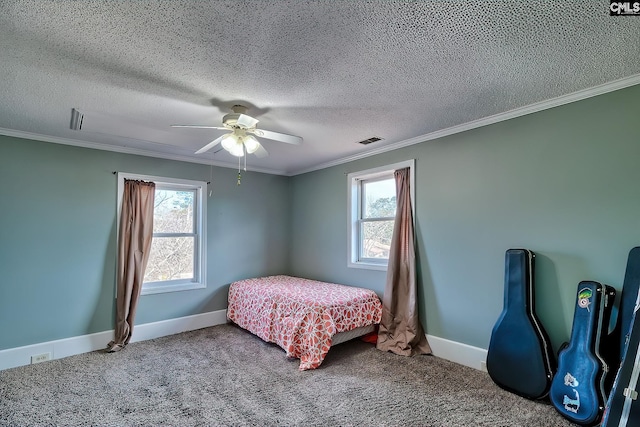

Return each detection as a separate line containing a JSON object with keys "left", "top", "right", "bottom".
{"left": 221, "top": 133, "right": 245, "bottom": 157}
{"left": 243, "top": 135, "right": 260, "bottom": 154}
{"left": 229, "top": 141, "right": 245, "bottom": 157}
{"left": 220, "top": 133, "right": 235, "bottom": 150}
{"left": 229, "top": 142, "right": 245, "bottom": 157}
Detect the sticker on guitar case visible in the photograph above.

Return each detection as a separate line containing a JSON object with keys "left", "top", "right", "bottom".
{"left": 562, "top": 372, "right": 580, "bottom": 414}
{"left": 563, "top": 389, "right": 580, "bottom": 414}
{"left": 578, "top": 288, "right": 593, "bottom": 312}
{"left": 564, "top": 372, "right": 579, "bottom": 387}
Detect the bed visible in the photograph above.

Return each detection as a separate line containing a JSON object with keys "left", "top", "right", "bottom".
{"left": 227, "top": 275, "right": 383, "bottom": 370}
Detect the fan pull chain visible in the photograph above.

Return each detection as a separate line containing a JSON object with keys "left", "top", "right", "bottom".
{"left": 236, "top": 144, "right": 248, "bottom": 186}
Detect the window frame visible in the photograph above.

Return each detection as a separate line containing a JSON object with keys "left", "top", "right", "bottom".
{"left": 116, "top": 172, "right": 207, "bottom": 295}
{"left": 347, "top": 159, "right": 415, "bottom": 271}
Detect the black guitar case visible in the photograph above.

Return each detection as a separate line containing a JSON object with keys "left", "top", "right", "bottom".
{"left": 550, "top": 281, "right": 616, "bottom": 426}
{"left": 602, "top": 289, "right": 640, "bottom": 427}
{"left": 486, "top": 249, "right": 555, "bottom": 399}
{"left": 611, "top": 247, "right": 640, "bottom": 362}
{"left": 602, "top": 247, "right": 640, "bottom": 427}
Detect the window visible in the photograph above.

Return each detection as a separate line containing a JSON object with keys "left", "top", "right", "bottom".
{"left": 347, "top": 160, "right": 414, "bottom": 270}
{"left": 117, "top": 173, "right": 207, "bottom": 295}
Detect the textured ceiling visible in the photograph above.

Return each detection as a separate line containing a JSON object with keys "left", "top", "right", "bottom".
{"left": 0, "top": 1, "right": 639, "bottom": 175}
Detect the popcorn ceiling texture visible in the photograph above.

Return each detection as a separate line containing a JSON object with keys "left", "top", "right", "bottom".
{"left": 0, "top": 1, "right": 638, "bottom": 173}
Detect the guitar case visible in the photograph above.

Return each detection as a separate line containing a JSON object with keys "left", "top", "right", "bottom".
{"left": 602, "top": 289, "right": 640, "bottom": 427}
{"left": 550, "top": 281, "right": 616, "bottom": 426}
{"left": 602, "top": 247, "right": 640, "bottom": 427}
{"left": 486, "top": 249, "right": 555, "bottom": 399}
{"left": 611, "top": 247, "right": 640, "bottom": 362}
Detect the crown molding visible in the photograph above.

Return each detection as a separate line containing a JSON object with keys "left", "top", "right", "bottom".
{"left": 0, "top": 128, "right": 289, "bottom": 176}
{"left": 2, "top": 74, "right": 639, "bottom": 177}
{"left": 290, "top": 74, "right": 640, "bottom": 176}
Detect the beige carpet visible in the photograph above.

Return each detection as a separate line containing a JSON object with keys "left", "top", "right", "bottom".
{"left": 0, "top": 324, "right": 575, "bottom": 426}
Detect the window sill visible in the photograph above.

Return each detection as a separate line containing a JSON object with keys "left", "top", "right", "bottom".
{"left": 140, "top": 282, "right": 206, "bottom": 296}
{"left": 348, "top": 261, "right": 388, "bottom": 271}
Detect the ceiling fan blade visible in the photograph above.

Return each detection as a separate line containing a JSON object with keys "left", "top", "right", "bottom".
{"left": 236, "top": 114, "right": 259, "bottom": 129}
{"left": 252, "top": 129, "right": 302, "bottom": 145}
{"left": 253, "top": 143, "right": 269, "bottom": 158}
{"left": 171, "top": 125, "right": 228, "bottom": 130}
{"left": 195, "top": 135, "right": 226, "bottom": 154}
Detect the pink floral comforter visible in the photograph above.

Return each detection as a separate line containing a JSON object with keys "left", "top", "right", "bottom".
{"left": 227, "top": 275, "right": 382, "bottom": 370}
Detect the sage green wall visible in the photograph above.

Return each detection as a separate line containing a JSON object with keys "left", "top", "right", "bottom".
{"left": 289, "top": 84, "right": 640, "bottom": 352}
{"left": 0, "top": 136, "right": 291, "bottom": 350}
{"left": 2, "top": 84, "right": 639, "bottom": 354}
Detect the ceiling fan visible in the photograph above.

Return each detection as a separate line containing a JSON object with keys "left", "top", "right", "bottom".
{"left": 172, "top": 105, "right": 302, "bottom": 158}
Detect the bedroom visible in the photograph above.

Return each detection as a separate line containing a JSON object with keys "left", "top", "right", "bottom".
{"left": 1, "top": 1, "right": 640, "bottom": 425}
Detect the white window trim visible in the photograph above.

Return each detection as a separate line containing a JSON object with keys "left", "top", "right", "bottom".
{"left": 347, "top": 159, "right": 415, "bottom": 271}
{"left": 116, "top": 172, "right": 207, "bottom": 295}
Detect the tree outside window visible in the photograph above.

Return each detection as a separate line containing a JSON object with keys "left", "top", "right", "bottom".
{"left": 144, "top": 188, "right": 196, "bottom": 284}
{"left": 360, "top": 178, "right": 396, "bottom": 260}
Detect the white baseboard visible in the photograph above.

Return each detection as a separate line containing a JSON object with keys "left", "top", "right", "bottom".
{"left": 1, "top": 313, "right": 486, "bottom": 374}
{"left": 427, "top": 334, "right": 488, "bottom": 372}
{"left": 129, "top": 309, "right": 228, "bottom": 343}
{"left": 0, "top": 309, "right": 228, "bottom": 371}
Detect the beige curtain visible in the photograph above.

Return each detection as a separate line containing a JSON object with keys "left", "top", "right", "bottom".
{"left": 107, "top": 180, "right": 155, "bottom": 352}
{"left": 377, "top": 167, "right": 431, "bottom": 356}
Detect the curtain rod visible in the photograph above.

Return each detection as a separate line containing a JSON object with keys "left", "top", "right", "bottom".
{"left": 112, "top": 171, "right": 211, "bottom": 184}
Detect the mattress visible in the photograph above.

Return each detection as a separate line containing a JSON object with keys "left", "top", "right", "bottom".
{"left": 227, "top": 275, "right": 382, "bottom": 370}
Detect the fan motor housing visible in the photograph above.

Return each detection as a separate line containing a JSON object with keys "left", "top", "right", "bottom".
{"left": 222, "top": 113, "right": 242, "bottom": 127}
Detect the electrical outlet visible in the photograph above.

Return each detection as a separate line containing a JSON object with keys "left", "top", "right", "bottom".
{"left": 31, "top": 352, "right": 51, "bottom": 364}
{"left": 480, "top": 361, "right": 487, "bottom": 372}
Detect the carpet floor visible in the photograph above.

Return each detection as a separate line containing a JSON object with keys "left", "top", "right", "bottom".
{"left": 0, "top": 324, "right": 576, "bottom": 426}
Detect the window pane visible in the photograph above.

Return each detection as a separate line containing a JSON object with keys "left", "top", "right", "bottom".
{"left": 153, "top": 189, "right": 194, "bottom": 233}
{"left": 360, "top": 220, "right": 394, "bottom": 259}
{"left": 144, "top": 236, "right": 194, "bottom": 283}
{"left": 363, "top": 179, "right": 396, "bottom": 219}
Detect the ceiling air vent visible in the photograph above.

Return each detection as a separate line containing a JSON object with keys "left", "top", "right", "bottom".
{"left": 70, "top": 108, "right": 84, "bottom": 130}
{"left": 356, "top": 136, "right": 383, "bottom": 145}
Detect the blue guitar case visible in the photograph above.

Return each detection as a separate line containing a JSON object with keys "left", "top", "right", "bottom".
{"left": 550, "top": 281, "right": 616, "bottom": 426}
{"left": 602, "top": 247, "right": 640, "bottom": 427}
{"left": 486, "top": 249, "right": 555, "bottom": 399}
